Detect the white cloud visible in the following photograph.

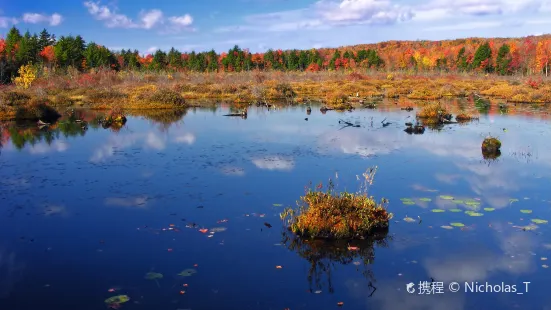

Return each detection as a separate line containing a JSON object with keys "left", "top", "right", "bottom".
{"left": 424, "top": 21, "right": 501, "bottom": 31}
{"left": 0, "top": 17, "right": 18, "bottom": 28}
{"left": 169, "top": 14, "right": 193, "bottom": 27}
{"left": 315, "top": 0, "right": 414, "bottom": 25}
{"left": 84, "top": 1, "right": 193, "bottom": 32}
{"left": 140, "top": 9, "right": 163, "bottom": 29}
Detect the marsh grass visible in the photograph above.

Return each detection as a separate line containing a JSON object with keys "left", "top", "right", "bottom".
{"left": 281, "top": 167, "right": 393, "bottom": 239}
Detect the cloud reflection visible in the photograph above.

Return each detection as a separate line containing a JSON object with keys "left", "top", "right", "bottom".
{"left": 251, "top": 156, "right": 295, "bottom": 171}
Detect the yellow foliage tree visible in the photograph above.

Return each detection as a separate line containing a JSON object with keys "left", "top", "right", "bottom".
{"left": 14, "top": 64, "right": 37, "bottom": 89}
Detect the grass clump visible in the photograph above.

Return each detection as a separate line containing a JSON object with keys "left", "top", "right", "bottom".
{"left": 281, "top": 166, "right": 392, "bottom": 239}
{"left": 456, "top": 112, "right": 478, "bottom": 122}
{"left": 416, "top": 102, "right": 450, "bottom": 119}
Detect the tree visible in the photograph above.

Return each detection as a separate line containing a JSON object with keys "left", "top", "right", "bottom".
{"left": 535, "top": 40, "right": 550, "bottom": 76}
{"left": 472, "top": 42, "right": 492, "bottom": 72}
{"left": 167, "top": 47, "right": 182, "bottom": 69}
{"left": 495, "top": 44, "right": 511, "bottom": 75}
{"left": 54, "top": 35, "right": 86, "bottom": 69}
{"left": 83, "top": 42, "right": 118, "bottom": 69}
{"left": 152, "top": 50, "right": 167, "bottom": 70}
{"left": 38, "top": 28, "right": 55, "bottom": 51}
{"left": 5, "top": 26, "right": 22, "bottom": 61}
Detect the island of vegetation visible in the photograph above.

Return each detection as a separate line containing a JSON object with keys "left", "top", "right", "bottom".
{"left": 280, "top": 167, "right": 393, "bottom": 240}
{"left": 1, "top": 26, "right": 551, "bottom": 121}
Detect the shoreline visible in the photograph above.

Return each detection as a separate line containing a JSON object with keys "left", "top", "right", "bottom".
{"left": 1, "top": 71, "right": 550, "bottom": 121}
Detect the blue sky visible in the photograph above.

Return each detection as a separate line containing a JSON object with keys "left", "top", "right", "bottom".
{"left": 1, "top": 0, "right": 551, "bottom": 54}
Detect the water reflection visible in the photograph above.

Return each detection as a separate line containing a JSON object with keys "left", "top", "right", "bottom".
{"left": 281, "top": 229, "right": 392, "bottom": 295}
{"left": 0, "top": 247, "right": 25, "bottom": 299}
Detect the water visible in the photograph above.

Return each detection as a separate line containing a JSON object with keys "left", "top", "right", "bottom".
{"left": 1, "top": 100, "right": 551, "bottom": 310}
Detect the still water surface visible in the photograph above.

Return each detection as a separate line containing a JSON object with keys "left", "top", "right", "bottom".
{"left": 1, "top": 101, "right": 551, "bottom": 310}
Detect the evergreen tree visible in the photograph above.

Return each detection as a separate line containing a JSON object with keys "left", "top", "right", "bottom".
{"left": 496, "top": 44, "right": 511, "bottom": 75}
{"left": 167, "top": 47, "right": 182, "bottom": 68}
{"left": 472, "top": 42, "right": 492, "bottom": 72}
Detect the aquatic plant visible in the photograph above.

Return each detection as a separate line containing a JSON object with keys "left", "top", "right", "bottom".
{"left": 280, "top": 166, "right": 393, "bottom": 239}
{"left": 481, "top": 135, "right": 502, "bottom": 160}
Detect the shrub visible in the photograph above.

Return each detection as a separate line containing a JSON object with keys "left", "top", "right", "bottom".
{"left": 281, "top": 167, "right": 392, "bottom": 239}
{"left": 149, "top": 88, "right": 187, "bottom": 106}
{"left": 2, "top": 91, "right": 31, "bottom": 106}
{"left": 14, "top": 64, "right": 37, "bottom": 89}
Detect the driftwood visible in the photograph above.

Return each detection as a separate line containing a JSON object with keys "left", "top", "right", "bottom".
{"left": 338, "top": 119, "right": 360, "bottom": 129}
{"left": 404, "top": 124, "right": 425, "bottom": 134}
{"left": 401, "top": 107, "right": 413, "bottom": 111}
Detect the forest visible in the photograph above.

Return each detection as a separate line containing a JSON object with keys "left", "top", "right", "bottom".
{"left": 1, "top": 26, "right": 551, "bottom": 83}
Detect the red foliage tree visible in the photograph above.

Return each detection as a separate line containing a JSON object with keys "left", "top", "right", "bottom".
{"left": 39, "top": 45, "right": 55, "bottom": 63}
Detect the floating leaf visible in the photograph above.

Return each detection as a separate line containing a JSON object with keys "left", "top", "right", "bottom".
{"left": 105, "top": 295, "right": 130, "bottom": 305}
{"left": 520, "top": 210, "right": 532, "bottom": 214}
{"left": 543, "top": 265, "right": 549, "bottom": 268}
{"left": 483, "top": 208, "right": 495, "bottom": 212}
{"left": 440, "top": 195, "right": 454, "bottom": 200}
{"left": 449, "top": 208, "right": 462, "bottom": 212}
{"left": 431, "top": 209, "right": 445, "bottom": 213}
{"left": 515, "top": 224, "right": 538, "bottom": 231}
{"left": 450, "top": 222, "right": 465, "bottom": 227}
{"left": 144, "top": 272, "right": 163, "bottom": 280}
{"left": 451, "top": 200, "right": 464, "bottom": 204}
{"left": 541, "top": 257, "right": 548, "bottom": 261}
{"left": 441, "top": 225, "right": 454, "bottom": 230}
{"left": 510, "top": 198, "right": 519, "bottom": 204}
{"left": 532, "top": 219, "right": 548, "bottom": 224}
{"left": 465, "top": 211, "right": 484, "bottom": 217}
{"left": 177, "top": 269, "right": 197, "bottom": 277}
{"left": 273, "top": 204, "right": 283, "bottom": 207}
{"left": 465, "top": 200, "right": 480, "bottom": 206}
{"left": 402, "top": 201, "right": 415, "bottom": 205}
{"left": 403, "top": 217, "right": 416, "bottom": 223}
{"left": 419, "top": 198, "right": 432, "bottom": 202}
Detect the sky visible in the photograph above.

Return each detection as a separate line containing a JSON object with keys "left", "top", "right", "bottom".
{"left": 1, "top": 0, "right": 551, "bottom": 55}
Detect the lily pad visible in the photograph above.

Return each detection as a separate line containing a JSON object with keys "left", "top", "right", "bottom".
{"left": 465, "top": 200, "right": 481, "bottom": 206}
{"left": 402, "top": 201, "right": 415, "bottom": 205}
{"left": 431, "top": 209, "right": 445, "bottom": 213}
{"left": 144, "top": 272, "right": 163, "bottom": 280}
{"left": 403, "top": 217, "right": 417, "bottom": 223}
{"left": 532, "top": 219, "right": 548, "bottom": 224}
{"left": 441, "top": 225, "right": 454, "bottom": 230}
{"left": 450, "top": 222, "right": 465, "bottom": 227}
{"left": 439, "top": 195, "right": 454, "bottom": 200}
{"left": 419, "top": 198, "right": 432, "bottom": 202}
{"left": 520, "top": 210, "right": 532, "bottom": 214}
{"left": 465, "top": 211, "right": 484, "bottom": 217}
{"left": 273, "top": 204, "right": 283, "bottom": 207}
{"left": 510, "top": 198, "right": 519, "bottom": 204}
{"left": 178, "top": 269, "right": 198, "bottom": 277}
{"left": 105, "top": 295, "right": 130, "bottom": 305}
{"left": 449, "top": 208, "right": 463, "bottom": 212}
{"left": 451, "top": 200, "right": 464, "bottom": 204}
{"left": 483, "top": 208, "right": 495, "bottom": 212}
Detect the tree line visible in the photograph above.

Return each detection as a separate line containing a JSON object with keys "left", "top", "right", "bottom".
{"left": 1, "top": 26, "right": 550, "bottom": 84}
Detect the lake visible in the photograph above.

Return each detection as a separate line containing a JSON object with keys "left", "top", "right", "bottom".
{"left": 1, "top": 99, "right": 551, "bottom": 310}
